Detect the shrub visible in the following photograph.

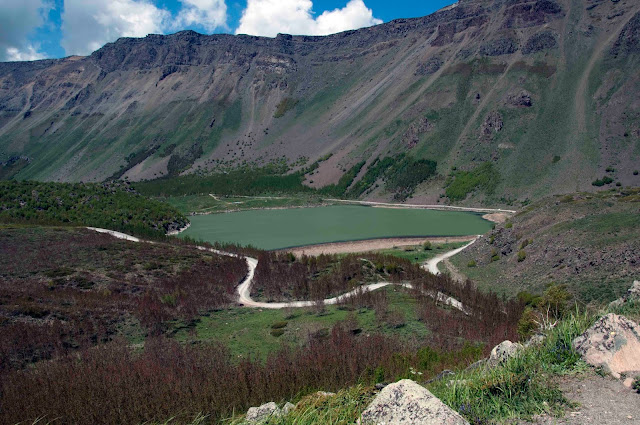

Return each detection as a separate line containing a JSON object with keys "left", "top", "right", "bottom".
{"left": 520, "top": 239, "right": 531, "bottom": 250}
{"left": 490, "top": 249, "right": 499, "bottom": 262}
{"left": 517, "top": 291, "right": 541, "bottom": 307}
{"left": 541, "top": 283, "right": 572, "bottom": 319}
{"left": 270, "top": 328, "right": 285, "bottom": 337}
{"left": 385, "top": 310, "right": 406, "bottom": 329}
{"left": 591, "top": 176, "right": 614, "bottom": 187}
{"left": 0, "top": 181, "right": 187, "bottom": 237}
{"left": 320, "top": 161, "right": 366, "bottom": 197}
{"left": 271, "top": 321, "right": 288, "bottom": 329}
{"left": 422, "top": 241, "right": 432, "bottom": 251}
{"left": 445, "top": 162, "right": 500, "bottom": 201}
{"left": 634, "top": 171, "right": 639, "bottom": 176}
{"left": 505, "top": 222, "right": 513, "bottom": 229}
{"left": 373, "top": 366, "right": 386, "bottom": 384}
{"left": 632, "top": 377, "right": 640, "bottom": 393}
{"left": 517, "top": 250, "right": 526, "bottom": 262}
{"left": 467, "top": 260, "right": 477, "bottom": 268}
{"left": 517, "top": 307, "right": 539, "bottom": 338}
{"left": 274, "top": 98, "right": 299, "bottom": 118}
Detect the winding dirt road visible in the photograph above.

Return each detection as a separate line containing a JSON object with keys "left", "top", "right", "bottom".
{"left": 423, "top": 237, "right": 478, "bottom": 275}
{"left": 87, "top": 227, "right": 476, "bottom": 313}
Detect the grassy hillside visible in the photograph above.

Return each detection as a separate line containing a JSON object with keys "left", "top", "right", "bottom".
{"left": 227, "top": 310, "right": 600, "bottom": 425}
{"left": 450, "top": 188, "right": 640, "bottom": 302}
{"left": 0, "top": 224, "right": 522, "bottom": 424}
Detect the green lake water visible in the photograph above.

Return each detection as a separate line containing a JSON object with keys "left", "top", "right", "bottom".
{"left": 180, "top": 205, "right": 492, "bottom": 250}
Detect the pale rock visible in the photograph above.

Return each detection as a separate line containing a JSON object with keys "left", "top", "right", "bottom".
{"left": 572, "top": 314, "right": 640, "bottom": 379}
{"left": 609, "top": 281, "right": 640, "bottom": 308}
{"left": 245, "top": 402, "right": 280, "bottom": 424}
{"left": 359, "top": 379, "right": 469, "bottom": 424}
{"left": 525, "top": 334, "right": 545, "bottom": 348}
{"left": 315, "top": 391, "right": 335, "bottom": 397}
{"left": 282, "top": 402, "right": 295, "bottom": 416}
{"left": 488, "top": 340, "right": 523, "bottom": 365}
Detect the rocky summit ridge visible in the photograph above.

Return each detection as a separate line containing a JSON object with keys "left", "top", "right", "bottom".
{"left": 1, "top": 0, "right": 639, "bottom": 203}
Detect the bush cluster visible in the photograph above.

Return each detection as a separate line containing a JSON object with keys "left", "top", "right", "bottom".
{"left": 0, "top": 180, "right": 187, "bottom": 237}
{"left": 445, "top": 162, "right": 500, "bottom": 201}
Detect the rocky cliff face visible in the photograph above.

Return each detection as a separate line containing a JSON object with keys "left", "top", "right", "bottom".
{"left": 0, "top": 0, "right": 639, "bottom": 202}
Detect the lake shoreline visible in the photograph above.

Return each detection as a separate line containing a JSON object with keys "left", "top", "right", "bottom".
{"left": 279, "top": 236, "right": 478, "bottom": 257}
{"left": 180, "top": 205, "right": 493, "bottom": 250}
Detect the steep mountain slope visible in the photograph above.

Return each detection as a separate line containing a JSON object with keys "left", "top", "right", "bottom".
{"left": 450, "top": 187, "right": 640, "bottom": 302}
{"left": 0, "top": 0, "right": 639, "bottom": 203}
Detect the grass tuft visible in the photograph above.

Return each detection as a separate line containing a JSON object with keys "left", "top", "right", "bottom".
{"left": 429, "top": 311, "right": 593, "bottom": 423}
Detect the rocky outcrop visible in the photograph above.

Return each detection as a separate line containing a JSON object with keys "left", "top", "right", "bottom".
{"left": 245, "top": 402, "right": 280, "bottom": 423}
{"left": 282, "top": 402, "right": 295, "bottom": 416}
{"left": 611, "top": 10, "right": 640, "bottom": 56}
{"left": 507, "top": 90, "right": 533, "bottom": 107}
{"left": 245, "top": 401, "right": 294, "bottom": 424}
{"left": 522, "top": 31, "right": 558, "bottom": 54}
{"left": 404, "top": 117, "right": 432, "bottom": 149}
{"left": 488, "top": 340, "right": 523, "bottom": 366}
{"left": 359, "top": 379, "right": 469, "bottom": 425}
{"left": 416, "top": 57, "right": 443, "bottom": 76}
{"left": 573, "top": 314, "right": 640, "bottom": 381}
{"left": 481, "top": 110, "right": 504, "bottom": 138}
{"left": 524, "top": 334, "right": 545, "bottom": 348}
{"left": 609, "top": 280, "right": 640, "bottom": 308}
{"left": 479, "top": 37, "right": 519, "bottom": 56}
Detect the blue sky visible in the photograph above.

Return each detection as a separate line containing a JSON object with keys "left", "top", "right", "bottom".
{"left": 0, "top": 0, "right": 455, "bottom": 61}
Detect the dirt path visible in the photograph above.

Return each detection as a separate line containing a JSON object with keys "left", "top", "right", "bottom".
{"left": 423, "top": 238, "right": 479, "bottom": 275}
{"left": 441, "top": 259, "right": 467, "bottom": 283}
{"left": 88, "top": 227, "right": 476, "bottom": 312}
{"left": 324, "top": 198, "right": 516, "bottom": 215}
{"left": 284, "top": 236, "right": 476, "bottom": 257}
{"left": 525, "top": 372, "right": 639, "bottom": 424}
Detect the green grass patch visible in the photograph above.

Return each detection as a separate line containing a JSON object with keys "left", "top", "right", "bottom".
{"left": 445, "top": 162, "right": 500, "bottom": 201}
{"left": 346, "top": 154, "right": 437, "bottom": 201}
{"left": 274, "top": 98, "right": 300, "bottom": 118}
{"left": 0, "top": 180, "right": 187, "bottom": 237}
{"left": 173, "top": 287, "right": 430, "bottom": 359}
{"left": 135, "top": 165, "right": 311, "bottom": 198}
{"left": 429, "top": 311, "right": 593, "bottom": 423}
{"left": 229, "top": 386, "right": 375, "bottom": 425}
{"left": 553, "top": 212, "right": 640, "bottom": 244}
{"left": 376, "top": 241, "right": 467, "bottom": 264}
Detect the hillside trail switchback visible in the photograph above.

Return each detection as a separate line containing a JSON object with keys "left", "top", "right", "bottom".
{"left": 88, "top": 227, "right": 477, "bottom": 312}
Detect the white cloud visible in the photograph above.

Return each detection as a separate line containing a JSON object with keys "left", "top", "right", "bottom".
{"left": 236, "top": 0, "right": 382, "bottom": 38}
{"left": 61, "top": 0, "right": 171, "bottom": 56}
{"left": 61, "top": 0, "right": 229, "bottom": 56}
{"left": 6, "top": 45, "right": 47, "bottom": 61}
{"left": 174, "top": 0, "right": 228, "bottom": 32}
{"left": 0, "top": 0, "right": 52, "bottom": 61}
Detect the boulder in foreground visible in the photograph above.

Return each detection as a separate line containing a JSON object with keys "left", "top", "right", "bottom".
{"left": 573, "top": 314, "right": 640, "bottom": 380}
{"left": 359, "top": 379, "right": 469, "bottom": 424}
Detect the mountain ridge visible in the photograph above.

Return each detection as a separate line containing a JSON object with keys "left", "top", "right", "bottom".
{"left": 1, "top": 0, "right": 639, "bottom": 204}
